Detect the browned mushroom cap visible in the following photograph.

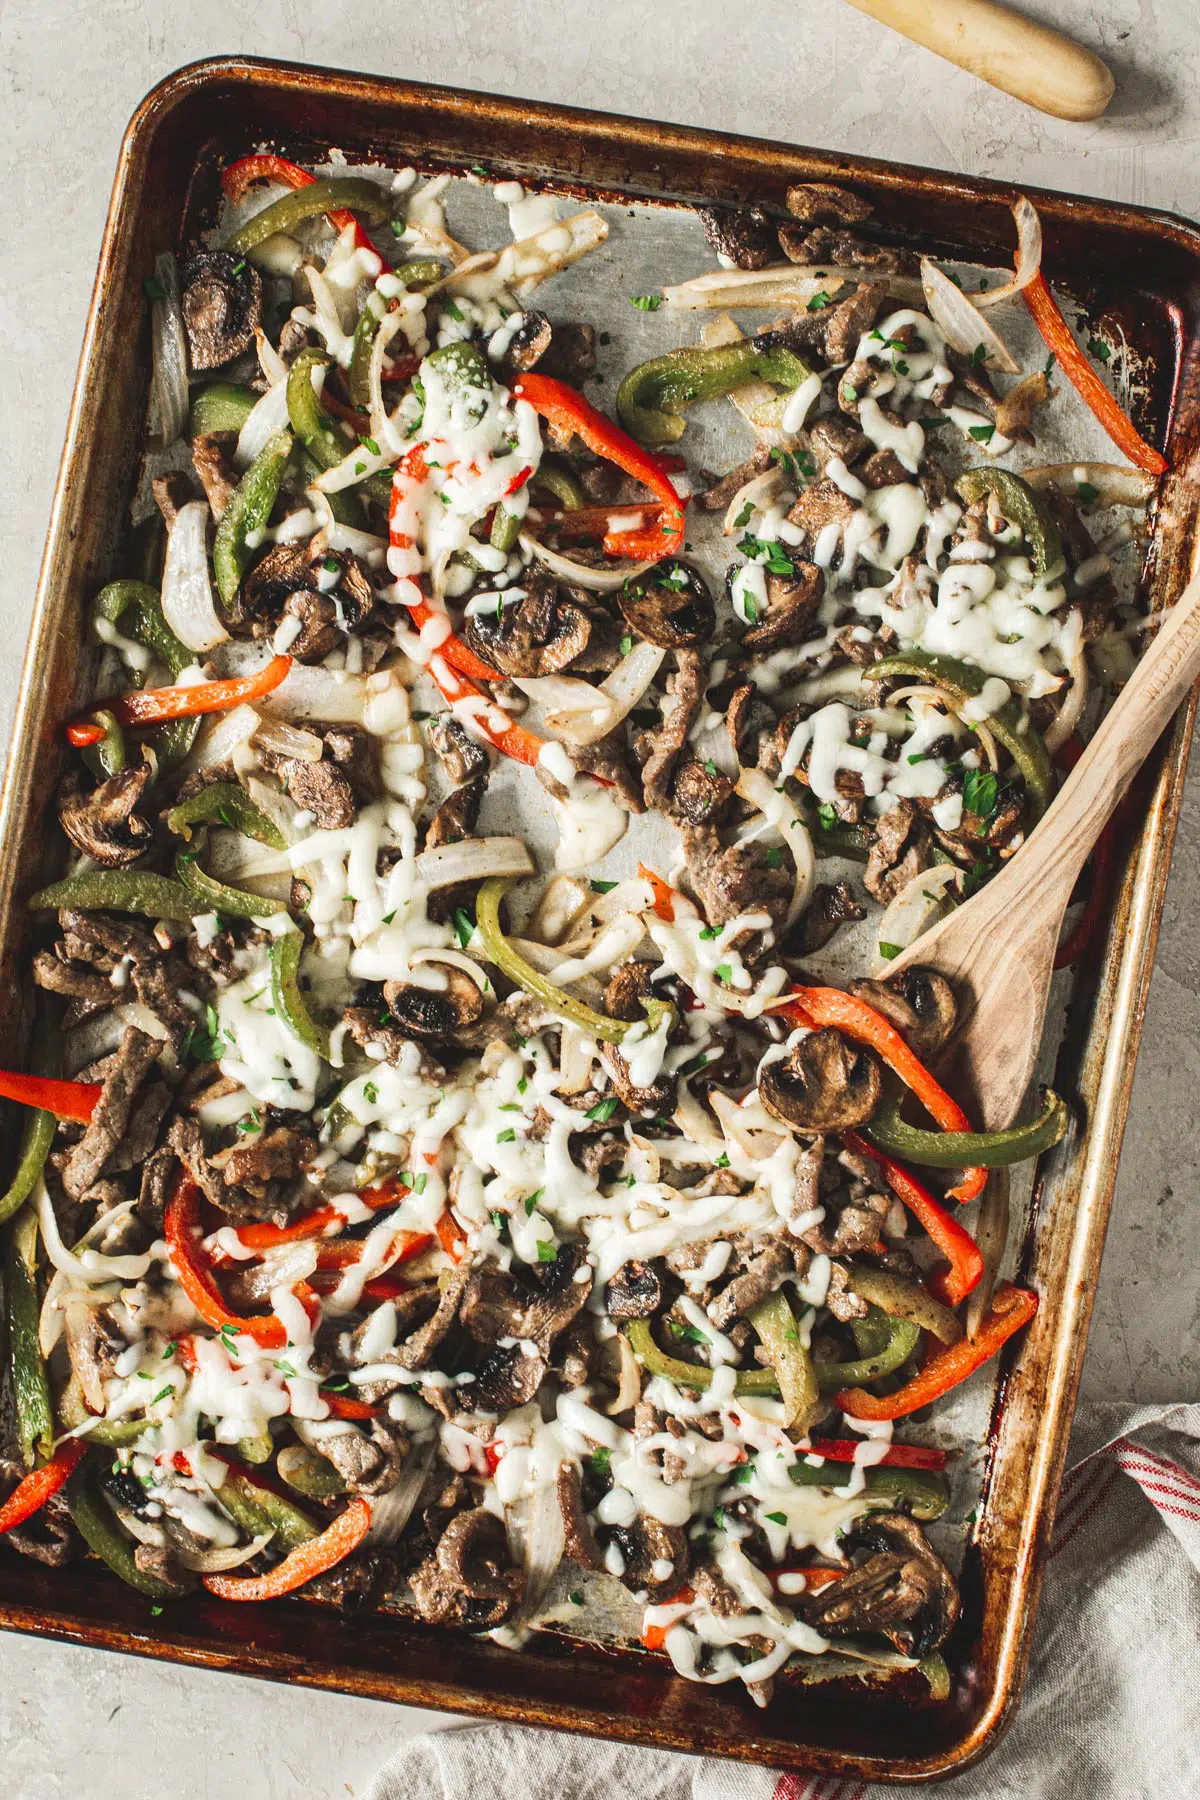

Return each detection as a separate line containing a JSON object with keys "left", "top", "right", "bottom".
{"left": 57, "top": 765, "right": 154, "bottom": 868}
{"left": 603, "top": 960, "right": 662, "bottom": 1022}
{"left": 437, "top": 1508, "right": 525, "bottom": 1603}
{"left": 847, "top": 968, "right": 957, "bottom": 1060}
{"left": 381, "top": 966, "right": 485, "bottom": 1040}
{"left": 740, "top": 560, "right": 825, "bottom": 653}
{"left": 758, "top": 1027, "right": 881, "bottom": 1132}
{"left": 463, "top": 570, "right": 591, "bottom": 676}
{"left": 799, "top": 1513, "right": 960, "bottom": 1657}
{"left": 784, "top": 182, "right": 872, "bottom": 225}
{"left": 181, "top": 251, "right": 263, "bottom": 372}
{"left": 604, "top": 1258, "right": 663, "bottom": 1320}
{"left": 238, "top": 544, "right": 375, "bottom": 661}
{"left": 696, "top": 205, "right": 777, "bottom": 271}
{"left": 617, "top": 559, "right": 715, "bottom": 650}
{"left": 492, "top": 308, "right": 552, "bottom": 372}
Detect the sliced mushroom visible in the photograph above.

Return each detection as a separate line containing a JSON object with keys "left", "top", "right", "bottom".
{"left": 492, "top": 308, "right": 552, "bottom": 371}
{"left": 57, "top": 765, "right": 153, "bottom": 869}
{"left": 617, "top": 560, "right": 715, "bottom": 650}
{"left": 847, "top": 968, "right": 958, "bottom": 1060}
{"left": 410, "top": 1506, "right": 525, "bottom": 1630}
{"left": 696, "top": 204, "right": 778, "bottom": 271}
{"left": 799, "top": 1513, "right": 959, "bottom": 1657}
{"left": 181, "top": 250, "right": 264, "bottom": 372}
{"left": 759, "top": 1027, "right": 881, "bottom": 1133}
{"left": 605, "top": 1259, "right": 664, "bottom": 1320}
{"left": 381, "top": 967, "right": 485, "bottom": 1041}
{"left": 463, "top": 569, "right": 591, "bottom": 676}
{"left": 742, "top": 559, "right": 825, "bottom": 653}
{"left": 461, "top": 1243, "right": 593, "bottom": 1352}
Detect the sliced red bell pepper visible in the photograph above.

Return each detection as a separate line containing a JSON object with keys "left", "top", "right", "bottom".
{"left": 105, "top": 655, "right": 292, "bottom": 728}
{"left": 642, "top": 1583, "right": 695, "bottom": 1650}
{"left": 405, "top": 598, "right": 509, "bottom": 684}
{"left": 837, "top": 1282, "right": 1038, "bottom": 1421}
{"left": 323, "top": 1393, "right": 377, "bottom": 1421}
{"left": 803, "top": 1437, "right": 947, "bottom": 1471}
{"left": 842, "top": 1130, "right": 983, "bottom": 1307}
{"left": 537, "top": 502, "right": 666, "bottom": 544}
{"left": 203, "top": 1495, "right": 371, "bottom": 1601}
{"left": 65, "top": 722, "right": 107, "bottom": 748}
{"left": 229, "top": 1179, "right": 415, "bottom": 1254}
{"left": 783, "top": 988, "right": 987, "bottom": 1205}
{"left": 0, "top": 1439, "right": 86, "bottom": 1534}
{"left": 423, "top": 650, "right": 546, "bottom": 768}
{"left": 767, "top": 1565, "right": 846, "bottom": 1595}
{"left": 435, "top": 1207, "right": 468, "bottom": 1261}
{"left": 0, "top": 1069, "right": 101, "bottom": 1124}
{"left": 221, "top": 154, "right": 385, "bottom": 264}
{"left": 1023, "top": 274, "right": 1168, "bottom": 477}
{"left": 512, "top": 373, "right": 685, "bottom": 560}
{"left": 483, "top": 1442, "right": 505, "bottom": 1477}
{"left": 165, "top": 1177, "right": 317, "bottom": 1351}
{"left": 638, "top": 863, "right": 678, "bottom": 923}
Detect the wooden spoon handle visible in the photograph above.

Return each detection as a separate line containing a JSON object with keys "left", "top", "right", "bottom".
{"left": 841, "top": 0, "right": 1115, "bottom": 120}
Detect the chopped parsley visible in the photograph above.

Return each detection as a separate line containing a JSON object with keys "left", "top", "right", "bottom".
{"left": 1087, "top": 335, "right": 1112, "bottom": 364}
{"left": 323, "top": 554, "right": 341, "bottom": 575}
{"left": 274, "top": 1360, "right": 297, "bottom": 1379}
{"left": 235, "top": 1110, "right": 261, "bottom": 1135}
{"left": 704, "top": 757, "right": 719, "bottom": 778}
{"left": 714, "top": 1152, "right": 731, "bottom": 1169}
{"left": 182, "top": 1002, "right": 224, "bottom": 1063}
{"left": 736, "top": 533, "right": 795, "bottom": 577}
{"left": 698, "top": 924, "right": 722, "bottom": 941}
{"left": 496, "top": 1127, "right": 517, "bottom": 1144}
{"left": 1045, "top": 351, "right": 1056, "bottom": 376}
{"left": 443, "top": 300, "right": 465, "bottom": 322}
{"left": 817, "top": 801, "right": 839, "bottom": 832}
{"left": 390, "top": 219, "right": 407, "bottom": 238}
{"left": 742, "top": 594, "right": 759, "bottom": 623}
{"left": 731, "top": 1463, "right": 754, "bottom": 1485}
{"left": 765, "top": 846, "right": 783, "bottom": 869}
{"left": 764, "top": 1510, "right": 788, "bottom": 1526}
{"left": 490, "top": 1210, "right": 508, "bottom": 1237}
{"left": 733, "top": 501, "right": 755, "bottom": 529}
{"left": 806, "top": 291, "right": 833, "bottom": 312}
{"left": 524, "top": 1189, "right": 544, "bottom": 1216}
{"left": 453, "top": 908, "right": 475, "bottom": 949}
{"left": 585, "top": 1096, "right": 619, "bottom": 1123}
{"left": 712, "top": 1507, "right": 726, "bottom": 1529}
{"left": 877, "top": 941, "right": 902, "bottom": 961}
{"left": 536, "top": 1240, "right": 558, "bottom": 1262}
{"left": 967, "top": 422, "right": 996, "bottom": 444}
{"left": 619, "top": 633, "right": 634, "bottom": 656}
{"left": 841, "top": 382, "right": 859, "bottom": 402}
{"left": 591, "top": 878, "right": 618, "bottom": 893}
{"left": 714, "top": 963, "right": 732, "bottom": 985}
{"left": 963, "top": 766, "right": 999, "bottom": 822}
{"left": 569, "top": 1590, "right": 584, "bottom": 1606}
{"left": 629, "top": 294, "right": 662, "bottom": 311}
{"left": 1076, "top": 480, "right": 1100, "bottom": 505}
{"left": 970, "top": 342, "right": 988, "bottom": 368}
{"left": 590, "top": 1446, "right": 612, "bottom": 1475}
{"left": 363, "top": 1081, "right": 378, "bottom": 1105}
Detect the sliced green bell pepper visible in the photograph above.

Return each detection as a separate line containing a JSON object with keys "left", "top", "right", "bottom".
{"left": 166, "top": 781, "right": 286, "bottom": 850}
{"left": 269, "top": 932, "right": 329, "bottom": 1057}
{"left": 227, "top": 178, "right": 390, "bottom": 255}
{"left": 0, "top": 1108, "right": 56, "bottom": 1229}
{"left": 174, "top": 830, "right": 289, "bottom": 921}
{"left": 873, "top": 648, "right": 1056, "bottom": 821}
{"left": 864, "top": 1082, "right": 1068, "bottom": 1169}
{"left": 955, "top": 468, "right": 1062, "bottom": 579}
{"left": 287, "top": 348, "right": 391, "bottom": 508}
{"left": 617, "top": 340, "right": 814, "bottom": 448}
{"left": 748, "top": 1289, "right": 818, "bottom": 1431}
{"left": 80, "top": 710, "right": 127, "bottom": 783}
{"left": 29, "top": 870, "right": 196, "bottom": 920}
{"left": 6, "top": 1212, "right": 53, "bottom": 1469}
{"left": 788, "top": 1458, "right": 949, "bottom": 1522}
{"left": 67, "top": 1468, "right": 193, "bottom": 1599}
{"left": 90, "top": 580, "right": 198, "bottom": 768}
{"left": 190, "top": 383, "right": 258, "bottom": 439}
{"left": 215, "top": 1463, "right": 319, "bottom": 1553}
{"left": 213, "top": 426, "right": 294, "bottom": 606}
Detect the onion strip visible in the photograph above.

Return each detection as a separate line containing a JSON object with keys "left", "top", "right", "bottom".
{"left": 920, "top": 258, "right": 1020, "bottom": 375}
{"left": 520, "top": 532, "right": 656, "bottom": 593}
{"left": 414, "top": 836, "right": 535, "bottom": 890}
{"left": 663, "top": 264, "right": 923, "bottom": 310}
{"left": 968, "top": 197, "right": 1043, "bottom": 310}
{"left": 1022, "top": 463, "right": 1156, "bottom": 508}
{"left": 872, "top": 864, "right": 961, "bottom": 976}
{"left": 735, "top": 766, "right": 815, "bottom": 929}
{"left": 161, "top": 502, "right": 229, "bottom": 653}
{"left": 150, "top": 252, "right": 189, "bottom": 449}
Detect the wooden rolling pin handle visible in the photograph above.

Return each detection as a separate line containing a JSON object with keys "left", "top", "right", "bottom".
{"left": 842, "top": 0, "right": 1115, "bottom": 121}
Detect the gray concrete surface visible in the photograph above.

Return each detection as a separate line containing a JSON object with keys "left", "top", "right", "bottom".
{"left": 0, "top": 2, "right": 1197, "bottom": 1793}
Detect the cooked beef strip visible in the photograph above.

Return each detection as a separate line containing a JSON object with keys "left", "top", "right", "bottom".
{"left": 62, "top": 1027, "right": 163, "bottom": 1202}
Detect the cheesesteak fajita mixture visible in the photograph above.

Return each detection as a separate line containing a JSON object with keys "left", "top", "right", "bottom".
{"left": 0, "top": 155, "right": 1165, "bottom": 1704}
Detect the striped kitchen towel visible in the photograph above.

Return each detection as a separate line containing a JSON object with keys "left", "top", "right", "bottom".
{"left": 364, "top": 1403, "right": 1199, "bottom": 1800}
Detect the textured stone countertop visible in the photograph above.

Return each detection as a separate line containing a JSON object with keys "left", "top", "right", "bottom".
{"left": 0, "top": 3, "right": 1197, "bottom": 1794}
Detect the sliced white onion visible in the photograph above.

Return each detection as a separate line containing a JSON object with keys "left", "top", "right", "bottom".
{"left": 260, "top": 663, "right": 371, "bottom": 723}
{"left": 161, "top": 502, "right": 229, "bottom": 653}
{"left": 520, "top": 533, "right": 656, "bottom": 593}
{"left": 663, "top": 263, "right": 923, "bottom": 310}
{"left": 35, "top": 1186, "right": 152, "bottom": 1285}
{"left": 1022, "top": 462, "right": 1156, "bottom": 507}
{"left": 965, "top": 1169, "right": 1009, "bottom": 1340}
{"left": 969, "top": 197, "right": 1043, "bottom": 310}
{"left": 605, "top": 1329, "right": 642, "bottom": 1416}
{"left": 709, "top": 1089, "right": 787, "bottom": 1159}
{"left": 517, "top": 1469, "right": 566, "bottom": 1622}
{"left": 920, "top": 258, "right": 1020, "bottom": 375}
{"left": 175, "top": 1531, "right": 275, "bottom": 1573}
{"left": 512, "top": 674, "right": 616, "bottom": 738}
{"left": 557, "top": 1025, "right": 597, "bottom": 1095}
{"left": 547, "top": 912, "right": 646, "bottom": 986}
{"left": 235, "top": 376, "right": 292, "bottom": 470}
{"left": 1042, "top": 615, "right": 1089, "bottom": 756}
{"left": 414, "top": 835, "right": 535, "bottom": 890}
{"left": 505, "top": 937, "right": 608, "bottom": 1012}
{"left": 529, "top": 874, "right": 591, "bottom": 945}
{"left": 150, "top": 252, "right": 189, "bottom": 449}
{"left": 368, "top": 308, "right": 406, "bottom": 440}
{"left": 366, "top": 1438, "right": 437, "bottom": 1547}
{"left": 444, "top": 210, "right": 609, "bottom": 301}
{"left": 872, "top": 863, "right": 961, "bottom": 976}
{"left": 408, "top": 945, "right": 492, "bottom": 992}
{"left": 251, "top": 715, "right": 325, "bottom": 763}
{"left": 735, "top": 766, "right": 815, "bottom": 930}
{"left": 255, "top": 325, "right": 288, "bottom": 386}
{"left": 63, "top": 1300, "right": 108, "bottom": 1413}
{"left": 184, "top": 702, "right": 262, "bottom": 774}
{"left": 700, "top": 315, "right": 794, "bottom": 443}
{"left": 724, "top": 467, "right": 786, "bottom": 536}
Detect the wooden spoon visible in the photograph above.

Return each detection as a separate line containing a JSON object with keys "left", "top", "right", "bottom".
{"left": 841, "top": 0, "right": 1115, "bottom": 121}
{"left": 886, "top": 563, "right": 1200, "bottom": 1126}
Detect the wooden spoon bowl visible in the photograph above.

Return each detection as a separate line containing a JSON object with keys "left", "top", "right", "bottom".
{"left": 887, "top": 563, "right": 1200, "bottom": 1126}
